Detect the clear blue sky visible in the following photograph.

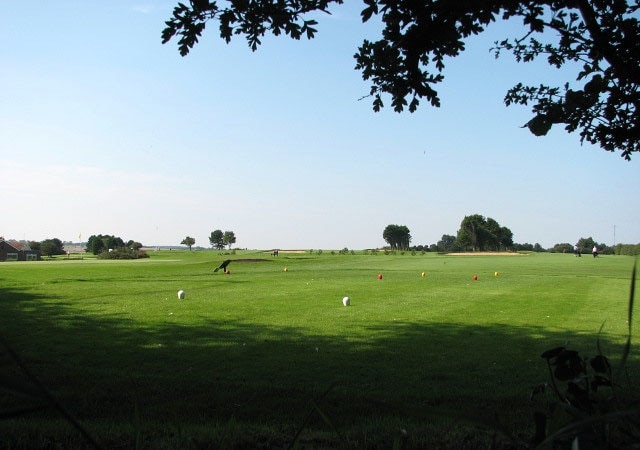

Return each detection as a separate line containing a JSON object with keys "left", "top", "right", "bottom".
{"left": 1, "top": 2, "right": 638, "bottom": 249}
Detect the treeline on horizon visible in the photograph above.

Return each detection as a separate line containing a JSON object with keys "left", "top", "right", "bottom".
{"left": 18, "top": 237, "right": 640, "bottom": 258}
{"left": 408, "top": 240, "right": 640, "bottom": 256}
{"left": 9, "top": 214, "right": 640, "bottom": 258}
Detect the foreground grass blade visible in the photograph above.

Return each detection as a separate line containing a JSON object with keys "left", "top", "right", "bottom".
{"left": 533, "top": 408, "right": 640, "bottom": 450}
{"left": 620, "top": 259, "right": 636, "bottom": 370}
{"left": 288, "top": 383, "right": 338, "bottom": 449}
{"left": 0, "top": 404, "right": 49, "bottom": 420}
{"left": 311, "top": 399, "right": 348, "bottom": 444}
{"left": 0, "top": 334, "right": 104, "bottom": 450}
{"left": 0, "top": 373, "right": 46, "bottom": 399}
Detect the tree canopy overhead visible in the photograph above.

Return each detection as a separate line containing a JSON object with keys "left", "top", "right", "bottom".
{"left": 163, "top": 0, "right": 640, "bottom": 160}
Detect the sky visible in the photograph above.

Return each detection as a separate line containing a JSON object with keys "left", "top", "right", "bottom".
{"left": 1, "top": 2, "right": 638, "bottom": 250}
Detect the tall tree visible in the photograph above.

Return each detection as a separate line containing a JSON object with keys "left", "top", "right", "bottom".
{"left": 28, "top": 241, "right": 41, "bottom": 253}
{"left": 576, "top": 236, "right": 607, "bottom": 254}
{"left": 163, "top": 1, "right": 640, "bottom": 159}
{"left": 103, "top": 235, "right": 126, "bottom": 250}
{"left": 456, "top": 215, "right": 513, "bottom": 251}
{"left": 382, "top": 224, "right": 411, "bottom": 250}
{"left": 209, "top": 229, "right": 224, "bottom": 249}
{"left": 86, "top": 234, "right": 127, "bottom": 255}
{"left": 223, "top": 231, "right": 237, "bottom": 250}
{"left": 457, "top": 215, "right": 485, "bottom": 251}
{"left": 181, "top": 236, "right": 196, "bottom": 251}
{"left": 127, "top": 240, "right": 143, "bottom": 251}
{"left": 485, "top": 217, "right": 514, "bottom": 250}
{"left": 40, "top": 238, "right": 65, "bottom": 257}
{"left": 436, "top": 234, "right": 458, "bottom": 252}
{"left": 86, "top": 235, "right": 106, "bottom": 255}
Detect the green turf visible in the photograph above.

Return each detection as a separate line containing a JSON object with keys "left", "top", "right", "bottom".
{"left": 0, "top": 251, "right": 637, "bottom": 449}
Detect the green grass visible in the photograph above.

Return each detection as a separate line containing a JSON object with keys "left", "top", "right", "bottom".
{"left": 0, "top": 251, "right": 637, "bottom": 449}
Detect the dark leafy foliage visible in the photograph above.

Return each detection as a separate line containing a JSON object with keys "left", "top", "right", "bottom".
{"left": 40, "top": 238, "right": 66, "bottom": 257}
{"left": 497, "top": 1, "right": 640, "bottom": 160}
{"left": 163, "top": 1, "right": 640, "bottom": 159}
{"left": 456, "top": 214, "right": 514, "bottom": 251}
{"left": 382, "top": 224, "right": 411, "bottom": 250}
{"left": 161, "top": 0, "right": 338, "bottom": 54}
{"left": 97, "top": 248, "right": 149, "bottom": 259}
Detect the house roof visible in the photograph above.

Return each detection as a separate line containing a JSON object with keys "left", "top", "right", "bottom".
{"left": 1, "top": 240, "right": 32, "bottom": 251}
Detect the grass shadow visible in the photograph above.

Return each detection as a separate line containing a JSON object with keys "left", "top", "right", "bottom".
{"left": 0, "top": 283, "right": 637, "bottom": 449}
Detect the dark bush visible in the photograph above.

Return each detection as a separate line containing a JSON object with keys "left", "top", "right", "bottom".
{"left": 97, "top": 248, "right": 149, "bottom": 260}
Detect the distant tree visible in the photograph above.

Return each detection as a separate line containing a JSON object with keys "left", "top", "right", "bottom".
{"left": 457, "top": 215, "right": 487, "bottom": 251}
{"left": 28, "top": 241, "right": 41, "bottom": 253}
{"left": 533, "top": 243, "right": 545, "bottom": 252}
{"left": 98, "top": 247, "right": 149, "bottom": 260}
{"left": 383, "top": 224, "right": 411, "bottom": 250}
{"left": 577, "top": 236, "right": 598, "bottom": 254}
{"left": 86, "top": 235, "right": 105, "bottom": 255}
{"left": 127, "top": 240, "right": 143, "bottom": 251}
{"left": 223, "top": 231, "right": 236, "bottom": 250}
{"left": 436, "top": 234, "right": 457, "bottom": 253}
{"left": 514, "top": 242, "right": 534, "bottom": 251}
{"left": 551, "top": 243, "right": 574, "bottom": 253}
{"left": 485, "top": 218, "right": 514, "bottom": 251}
{"left": 570, "top": 237, "right": 610, "bottom": 254}
{"left": 209, "top": 230, "right": 224, "bottom": 249}
{"left": 104, "top": 235, "right": 125, "bottom": 250}
{"left": 40, "top": 238, "right": 65, "bottom": 258}
{"left": 614, "top": 243, "right": 640, "bottom": 256}
{"left": 181, "top": 236, "right": 196, "bottom": 251}
{"left": 163, "top": 1, "right": 640, "bottom": 159}
{"left": 456, "top": 215, "right": 513, "bottom": 251}
{"left": 86, "top": 234, "right": 127, "bottom": 255}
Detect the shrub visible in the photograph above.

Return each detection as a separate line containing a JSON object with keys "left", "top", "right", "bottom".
{"left": 615, "top": 244, "right": 640, "bottom": 256}
{"left": 97, "top": 248, "right": 149, "bottom": 260}
{"left": 551, "top": 243, "right": 573, "bottom": 253}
